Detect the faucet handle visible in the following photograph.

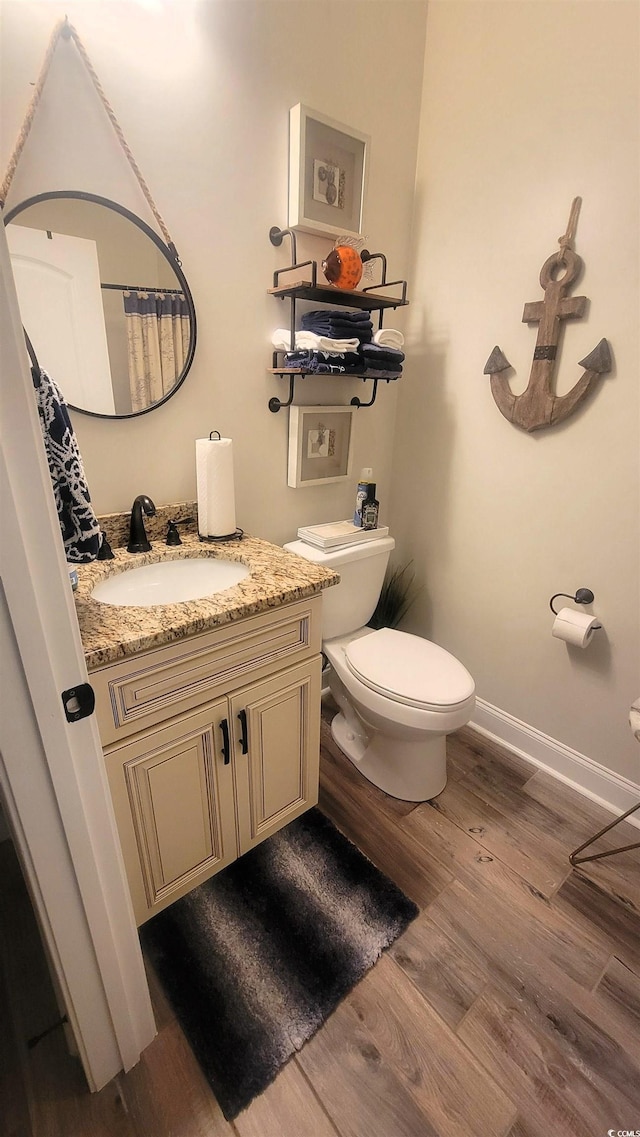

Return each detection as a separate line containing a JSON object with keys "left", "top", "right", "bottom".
{"left": 166, "top": 518, "right": 194, "bottom": 546}
{"left": 97, "top": 533, "right": 115, "bottom": 560}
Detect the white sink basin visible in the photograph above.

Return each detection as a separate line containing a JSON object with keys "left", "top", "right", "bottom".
{"left": 91, "top": 557, "right": 250, "bottom": 607}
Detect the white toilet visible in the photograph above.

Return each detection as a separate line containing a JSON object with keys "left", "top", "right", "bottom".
{"left": 284, "top": 532, "right": 475, "bottom": 801}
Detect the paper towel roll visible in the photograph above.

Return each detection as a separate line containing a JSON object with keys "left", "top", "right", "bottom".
{"left": 196, "top": 436, "right": 237, "bottom": 538}
{"left": 551, "top": 606, "right": 600, "bottom": 649}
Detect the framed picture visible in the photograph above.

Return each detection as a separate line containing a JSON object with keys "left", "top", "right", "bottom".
{"left": 288, "top": 405, "right": 355, "bottom": 488}
{"left": 288, "top": 104, "right": 369, "bottom": 239}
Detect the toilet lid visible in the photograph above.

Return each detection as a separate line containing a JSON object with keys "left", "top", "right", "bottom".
{"left": 345, "top": 628, "right": 475, "bottom": 710}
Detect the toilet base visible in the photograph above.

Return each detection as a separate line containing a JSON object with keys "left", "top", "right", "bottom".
{"left": 330, "top": 711, "right": 447, "bottom": 802}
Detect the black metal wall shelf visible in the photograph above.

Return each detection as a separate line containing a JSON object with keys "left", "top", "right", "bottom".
{"left": 267, "top": 225, "right": 408, "bottom": 412}
{"left": 268, "top": 281, "right": 408, "bottom": 310}
{"left": 267, "top": 368, "right": 399, "bottom": 413}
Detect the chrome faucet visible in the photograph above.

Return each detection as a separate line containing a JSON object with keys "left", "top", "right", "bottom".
{"left": 127, "top": 495, "right": 156, "bottom": 553}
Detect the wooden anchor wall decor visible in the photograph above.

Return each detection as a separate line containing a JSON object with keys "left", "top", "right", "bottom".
{"left": 484, "top": 198, "right": 612, "bottom": 433}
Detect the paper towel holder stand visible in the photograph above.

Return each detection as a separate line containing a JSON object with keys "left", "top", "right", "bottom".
{"left": 199, "top": 530, "right": 244, "bottom": 543}
{"left": 197, "top": 432, "right": 244, "bottom": 542}
{"left": 549, "top": 588, "right": 601, "bottom": 628}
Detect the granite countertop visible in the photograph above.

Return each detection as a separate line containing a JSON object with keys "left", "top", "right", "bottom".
{"left": 74, "top": 531, "right": 338, "bottom": 671}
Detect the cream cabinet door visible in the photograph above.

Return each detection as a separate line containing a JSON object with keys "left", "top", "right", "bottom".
{"left": 232, "top": 657, "right": 321, "bottom": 854}
{"left": 105, "top": 698, "right": 238, "bottom": 924}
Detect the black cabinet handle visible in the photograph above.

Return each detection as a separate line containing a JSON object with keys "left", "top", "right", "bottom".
{"left": 220, "top": 717, "right": 230, "bottom": 764}
{"left": 237, "top": 709, "right": 248, "bottom": 755}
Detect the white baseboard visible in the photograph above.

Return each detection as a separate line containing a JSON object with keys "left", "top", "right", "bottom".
{"left": 470, "top": 698, "right": 640, "bottom": 831}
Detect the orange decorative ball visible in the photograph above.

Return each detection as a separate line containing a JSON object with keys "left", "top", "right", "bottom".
{"left": 322, "top": 245, "right": 363, "bottom": 291}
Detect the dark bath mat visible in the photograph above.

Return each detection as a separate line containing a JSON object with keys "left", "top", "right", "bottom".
{"left": 140, "top": 806, "right": 418, "bottom": 1120}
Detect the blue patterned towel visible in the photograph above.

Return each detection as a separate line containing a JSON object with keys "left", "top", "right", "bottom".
{"left": 32, "top": 369, "right": 103, "bottom": 562}
{"left": 284, "top": 349, "right": 363, "bottom": 373}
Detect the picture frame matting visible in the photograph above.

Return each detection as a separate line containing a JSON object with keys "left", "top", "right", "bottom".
{"left": 287, "top": 404, "right": 355, "bottom": 488}
{"left": 288, "top": 103, "right": 369, "bottom": 240}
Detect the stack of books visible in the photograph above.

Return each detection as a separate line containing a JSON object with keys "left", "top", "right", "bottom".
{"left": 296, "top": 520, "right": 389, "bottom": 550}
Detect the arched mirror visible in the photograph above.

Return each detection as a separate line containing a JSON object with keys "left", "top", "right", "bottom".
{"left": 4, "top": 190, "right": 197, "bottom": 418}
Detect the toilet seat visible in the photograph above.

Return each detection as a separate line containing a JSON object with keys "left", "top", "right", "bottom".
{"left": 345, "top": 627, "right": 475, "bottom": 712}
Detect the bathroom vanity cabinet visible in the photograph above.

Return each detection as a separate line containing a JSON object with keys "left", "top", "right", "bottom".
{"left": 91, "top": 596, "right": 322, "bottom": 925}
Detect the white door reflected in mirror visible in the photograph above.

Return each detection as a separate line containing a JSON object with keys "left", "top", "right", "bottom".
{"left": 8, "top": 224, "right": 115, "bottom": 415}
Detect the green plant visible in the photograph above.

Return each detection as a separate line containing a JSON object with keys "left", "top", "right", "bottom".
{"left": 368, "top": 560, "right": 420, "bottom": 630}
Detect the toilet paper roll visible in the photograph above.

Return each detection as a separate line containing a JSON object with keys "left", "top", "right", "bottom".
{"left": 551, "top": 606, "right": 600, "bottom": 649}
{"left": 196, "top": 436, "right": 237, "bottom": 538}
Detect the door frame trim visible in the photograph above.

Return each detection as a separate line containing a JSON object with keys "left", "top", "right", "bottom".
{"left": 0, "top": 224, "right": 155, "bottom": 1089}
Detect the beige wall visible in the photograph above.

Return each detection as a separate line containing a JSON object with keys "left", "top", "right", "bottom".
{"left": 0, "top": 0, "right": 425, "bottom": 543}
{"left": 390, "top": 0, "right": 639, "bottom": 780}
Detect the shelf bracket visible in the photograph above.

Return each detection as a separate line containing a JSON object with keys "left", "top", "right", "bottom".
{"left": 269, "top": 224, "right": 298, "bottom": 262}
{"left": 268, "top": 372, "right": 296, "bottom": 413}
{"left": 269, "top": 226, "right": 317, "bottom": 289}
{"left": 361, "top": 251, "right": 408, "bottom": 327}
{"left": 351, "top": 378, "right": 380, "bottom": 409}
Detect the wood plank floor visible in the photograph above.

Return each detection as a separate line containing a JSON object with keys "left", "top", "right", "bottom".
{"left": 1, "top": 712, "right": 638, "bottom": 1137}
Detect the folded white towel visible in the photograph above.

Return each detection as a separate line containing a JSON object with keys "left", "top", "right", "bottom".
{"left": 271, "top": 329, "right": 360, "bottom": 353}
{"left": 373, "top": 328, "right": 405, "bottom": 349}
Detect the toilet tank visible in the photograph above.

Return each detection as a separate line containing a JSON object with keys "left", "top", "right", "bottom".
{"left": 283, "top": 536, "right": 395, "bottom": 640}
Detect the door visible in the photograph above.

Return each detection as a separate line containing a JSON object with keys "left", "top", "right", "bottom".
{"left": 6, "top": 222, "right": 115, "bottom": 413}
{"left": 0, "top": 223, "right": 155, "bottom": 1090}
{"left": 233, "top": 657, "right": 322, "bottom": 853}
{"left": 105, "top": 699, "right": 237, "bottom": 925}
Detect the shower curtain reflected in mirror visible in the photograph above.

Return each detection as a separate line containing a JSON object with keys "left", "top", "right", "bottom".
{"left": 124, "top": 290, "right": 190, "bottom": 412}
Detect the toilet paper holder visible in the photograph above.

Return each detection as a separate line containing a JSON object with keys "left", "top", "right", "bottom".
{"left": 549, "top": 587, "right": 601, "bottom": 628}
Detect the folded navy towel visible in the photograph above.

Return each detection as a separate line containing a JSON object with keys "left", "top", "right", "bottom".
{"left": 361, "top": 343, "right": 405, "bottom": 365}
{"left": 32, "top": 368, "right": 104, "bottom": 562}
{"left": 302, "top": 313, "right": 373, "bottom": 327}
{"left": 302, "top": 317, "right": 372, "bottom": 333}
{"left": 302, "top": 308, "right": 372, "bottom": 325}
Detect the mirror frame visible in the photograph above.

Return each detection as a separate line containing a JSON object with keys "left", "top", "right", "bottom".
{"left": 4, "top": 189, "right": 197, "bottom": 420}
